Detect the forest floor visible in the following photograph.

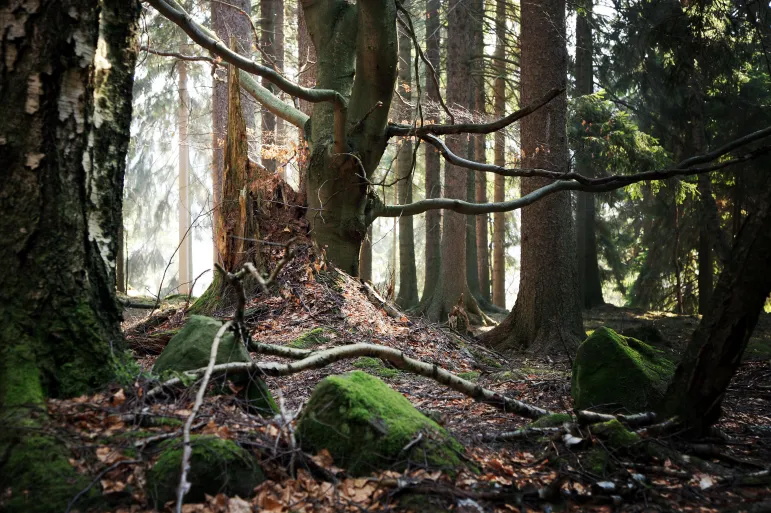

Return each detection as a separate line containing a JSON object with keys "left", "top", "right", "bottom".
{"left": 48, "top": 257, "right": 771, "bottom": 513}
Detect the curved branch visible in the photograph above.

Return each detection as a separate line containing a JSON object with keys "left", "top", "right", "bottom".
{"left": 146, "top": 0, "right": 346, "bottom": 110}
{"left": 239, "top": 71, "right": 309, "bottom": 129}
{"left": 373, "top": 144, "right": 771, "bottom": 219}
{"left": 148, "top": 343, "right": 551, "bottom": 419}
{"left": 387, "top": 87, "right": 564, "bottom": 137}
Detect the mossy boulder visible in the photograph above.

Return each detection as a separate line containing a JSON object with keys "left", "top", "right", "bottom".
{"left": 591, "top": 419, "right": 640, "bottom": 447}
{"left": 571, "top": 327, "right": 675, "bottom": 412}
{"left": 297, "top": 371, "right": 465, "bottom": 476}
{"left": 353, "top": 356, "right": 401, "bottom": 378}
{"left": 153, "top": 316, "right": 278, "bottom": 415}
{"left": 147, "top": 436, "right": 264, "bottom": 507}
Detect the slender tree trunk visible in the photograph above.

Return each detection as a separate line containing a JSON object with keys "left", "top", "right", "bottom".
{"left": 422, "top": 0, "right": 475, "bottom": 321}
{"left": 117, "top": 223, "right": 126, "bottom": 293}
{"left": 491, "top": 0, "right": 507, "bottom": 309}
{"left": 574, "top": 0, "right": 604, "bottom": 309}
{"left": 261, "top": 0, "right": 284, "bottom": 173}
{"left": 296, "top": 3, "right": 315, "bottom": 201}
{"left": 212, "top": 0, "right": 255, "bottom": 266}
{"left": 674, "top": 202, "right": 684, "bottom": 314}
{"left": 661, "top": 176, "right": 771, "bottom": 435}
{"left": 420, "top": 0, "right": 442, "bottom": 301}
{"left": 396, "top": 15, "right": 419, "bottom": 308}
{"left": 360, "top": 225, "right": 373, "bottom": 282}
{"left": 474, "top": 83, "right": 491, "bottom": 302}
{"left": 178, "top": 54, "right": 192, "bottom": 295}
{"left": 480, "top": 0, "right": 584, "bottom": 352}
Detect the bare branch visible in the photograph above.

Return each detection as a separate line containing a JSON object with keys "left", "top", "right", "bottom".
{"left": 239, "top": 71, "right": 309, "bottom": 129}
{"left": 146, "top": 0, "right": 347, "bottom": 112}
{"left": 148, "top": 343, "right": 551, "bottom": 419}
{"left": 387, "top": 87, "right": 564, "bottom": 137}
{"left": 140, "top": 46, "right": 217, "bottom": 64}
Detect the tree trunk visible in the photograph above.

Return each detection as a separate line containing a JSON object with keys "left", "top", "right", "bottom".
{"left": 1, "top": 1, "right": 140, "bottom": 507}
{"left": 420, "top": 0, "right": 442, "bottom": 301}
{"left": 178, "top": 54, "right": 193, "bottom": 295}
{"left": 296, "top": 3, "right": 314, "bottom": 200}
{"left": 0, "top": 0, "right": 140, "bottom": 399}
{"left": 396, "top": 18, "right": 419, "bottom": 309}
{"left": 491, "top": 0, "right": 507, "bottom": 309}
{"left": 261, "top": 0, "right": 284, "bottom": 173}
{"left": 574, "top": 0, "right": 604, "bottom": 309}
{"left": 117, "top": 222, "right": 126, "bottom": 293}
{"left": 479, "top": 0, "right": 584, "bottom": 352}
{"left": 661, "top": 177, "right": 771, "bottom": 434}
{"left": 422, "top": 0, "right": 474, "bottom": 321}
{"left": 212, "top": 0, "right": 255, "bottom": 266}
{"left": 360, "top": 225, "right": 373, "bottom": 282}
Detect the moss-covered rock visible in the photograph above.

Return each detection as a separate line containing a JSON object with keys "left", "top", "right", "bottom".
{"left": 297, "top": 371, "right": 465, "bottom": 476}
{"left": 571, "top": 327, "right": 675, "bottom": 412}
{"left": 530, "top": 412, "right": 573, "bottom": 428}
{"left": 153, "top": 316, "right": 278, "bottom": 415}
{"left": 0, "top": 435, "right": 94, "bottom": 513}
{"left": 288, "top": 328, "right": 330, "bottom": 349}
{"left": 147, "top": 436, "right": 264, "bottom": 507}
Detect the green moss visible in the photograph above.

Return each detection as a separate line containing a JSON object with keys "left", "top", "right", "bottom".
{"left": 530, "top": 413, "right": 573, "bottom": 428}
{"left": 147, "top": 436, "right": 264, "bottom": 507}
{"left": 288, "top": 328, "right": 330, "bottom": 349}
{"left": 591, "top": 419, "right": 640, "bottom": 448}
{"left": 457, "top": 371, "right": 480, "bottom": 382}
{"left": 1, "top": 343, "right": 45, "bottom": 410}
{"left": 571, "top": 327, "right": 675, "bottom": 412}
{"left": 297, "top": 371, "right": 465, "bottom": 476}
{"left": 353, "top": 357, "right": 401, "bottom": 378}
{"left": 153, "top": 316, "right": 278, "bottom": 416}
{"left": 469, "top": 349, "right": 503, "bottom": 368}
{"left": 0, "top": 435, "right": 94, "bottom": 513}
{"left": 583, "top": 447, "right": 611, "bottom": 475}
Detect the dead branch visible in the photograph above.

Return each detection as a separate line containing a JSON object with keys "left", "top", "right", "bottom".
{"left": 176, "top": 320, "right": 234, "bottom": 513}
{"left": 577, "top": 410, "right": 658, "bottom": 428}
{"left": 148, "top": 343, "right": 551, "bottom": 419}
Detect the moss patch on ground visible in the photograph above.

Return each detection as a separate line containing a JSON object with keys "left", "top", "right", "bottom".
{"left": 530, "top": 412, "right": 573, "bottom": 428}
{"left": 591, "top": 419, "right": 640, "bottom": 447}
{"left": 297, "top": 371, "right": 465, "bottom": 476}
{"left": 288, "top": 328, "right": 330, "bottom": 349}
{"left": 147, "top": 436, "right": 264, "bottom": 507}
{"left": 457, "top": 371, "right": 480, "bottom": 382}
{"left": 353, "top": 357, "right": 401, "bottom": 378}
{"left": 571, "top": 327, "right": 675, "bottom": 412}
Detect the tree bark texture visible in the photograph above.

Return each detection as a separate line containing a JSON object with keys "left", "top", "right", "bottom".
{"left": 661, "top": 176, "right": 771, "bottom": 434}
{"left": 420, "top": 0, "right": 442, "bottom": 302}
{"left": 261, "top": 0, "right": 284, "bottom": 173}
{"left": 574, "top": 0, "right": 604, "bottom": 309}
{"left": 491, "top": 0, "right": 507, "bottom": 309}
{"left": 395, "top": 17, "right": 419, "bottom": 309}
{"left": 360, "top": 225, "right": 373, "bottom": 282}
{"left": 303, "top": 0, "right": 398, "bottom": 276}
{"left": 212, "top": 0, "right": 255, "bottom": 266}
{"left": 0, "top": 0, "right": 140, "bottom": 401}
{"left": 480, "top": 0, "right": 585, "bottom": 352}
{"left": 422, "top": 0, "right": 474, "bottom": 320}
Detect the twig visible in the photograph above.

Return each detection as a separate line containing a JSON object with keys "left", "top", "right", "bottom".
{"left": 65, "top": 459, "right": 140, "bottom": 513}
{"left": 175, "top": 320, "right": 234, "bottom": 513}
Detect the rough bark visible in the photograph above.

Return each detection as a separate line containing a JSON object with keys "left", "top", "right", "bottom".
{"left": 261, "top": 0, "right": 284, "bottom": 173}
{"left": 0, "top": 0, "right": 140, "bottom": 400}
{"left": 420, "top": 0, "right": 442, "bottom": 302}
{"left": 661, "top": 176, "right": 771, "bottom": 434}
{"left": 491, "top": 0, "right": 507, "bottom": 309}
{"left": 395, "top": 18, "right": 419, "bottom": 309}
{"left": 574, "top": 0, "right": 604, "bottom": 309}
{"left": 422, "top": 0, "right": 475, "bottom": 320}
{"left": 212, "top": 0, "right": 255, "bottom": 265}
{"left": 479, "top": 0, "right": 585, "bottom": 352}
{"left": 117, "top": 223, "right": 126, "bottom": 292}
{"left": 360, "top": 225, "right": 373, "bottom": 282}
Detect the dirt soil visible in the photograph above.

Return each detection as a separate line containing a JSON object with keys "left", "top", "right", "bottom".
{"left": 45, "top": 254, "right": 771, "bottom": 513}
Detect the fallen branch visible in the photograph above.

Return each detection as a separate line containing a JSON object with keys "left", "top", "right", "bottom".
{"left": 576, "top": 410, "right": 658, "bottom": 428}
{"left": 248, "top": 341, "right": 312, "bottom": 359}
{"left": 175, "top": 320, "right": 234, "bottom": 513}
{"left": 149, "top": 343, "right": 551, "bottom": 419}
{"left": 482, "top": 426, "right": 562, "bottom": 442}
{"left": 361, "top": 281, "right": 404, "bottom": 319}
